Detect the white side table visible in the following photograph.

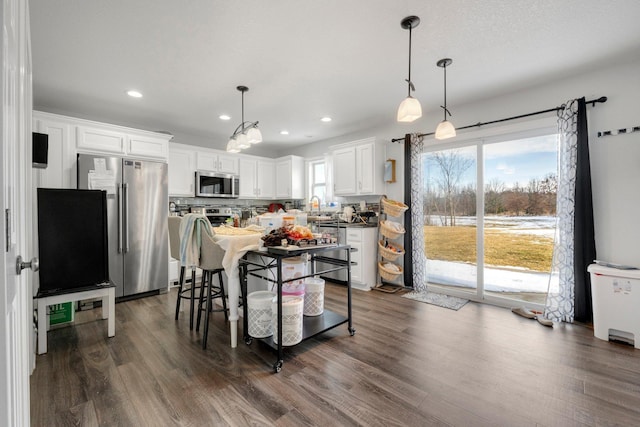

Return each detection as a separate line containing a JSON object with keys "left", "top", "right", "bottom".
{"left": 36, "top": 285, "right": 116, "bottom": 354}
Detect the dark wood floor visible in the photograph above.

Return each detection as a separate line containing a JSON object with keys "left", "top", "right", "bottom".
{"left": 31, "top": 283, "right": 640, "bottom": 426}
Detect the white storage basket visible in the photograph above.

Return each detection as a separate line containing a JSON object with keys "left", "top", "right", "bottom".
{"left": 247, "top": 291, "right": 276, "bottom": 338}
{"left": 303, "top": 277, "right": 325, "bottom": 316}
{"left": 272, "top": 296, "right": 304, "bottom": 346}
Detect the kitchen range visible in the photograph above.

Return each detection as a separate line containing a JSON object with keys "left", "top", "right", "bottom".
{"left": 189, "top": 206, "right": 235, "bottom": 226}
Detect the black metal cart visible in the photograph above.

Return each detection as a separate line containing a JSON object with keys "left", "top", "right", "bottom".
{"left": 239, "top": 244, "right": 356, "bottom": 373}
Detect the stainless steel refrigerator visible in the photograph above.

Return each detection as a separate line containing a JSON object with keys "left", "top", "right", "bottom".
{"left": 77, "top": 154, "right": 168, "bottom": 298}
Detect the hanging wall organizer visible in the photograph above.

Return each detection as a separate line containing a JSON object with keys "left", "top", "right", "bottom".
{"left": 597, "top": 125, "right": 640, "bottom": 138}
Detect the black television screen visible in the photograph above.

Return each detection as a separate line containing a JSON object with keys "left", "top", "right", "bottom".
{"left": 37, "top": 188, "right": 109, "bottom": 294}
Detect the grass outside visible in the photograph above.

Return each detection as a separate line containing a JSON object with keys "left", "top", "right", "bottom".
{"left": 424, "top": 225, "right": 554, "bottom": 272}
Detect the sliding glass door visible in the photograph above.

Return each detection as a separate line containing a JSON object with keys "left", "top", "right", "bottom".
{"left": 424, "top": 146, "right": 478, "bottom": 296}
{"left": 423, "top": 129, "right": 558, "bottom": 307}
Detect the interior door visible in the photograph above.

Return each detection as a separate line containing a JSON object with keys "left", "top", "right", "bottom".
{"left": 2, "top": 0, "right": 32, "bottom": 424}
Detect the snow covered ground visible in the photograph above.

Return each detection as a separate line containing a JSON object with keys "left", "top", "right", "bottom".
{"left": 425, "top": 215, "right": 558, "bottom": 293}
{"left": 426, "top": 259, "right": 559, "bottom": 293}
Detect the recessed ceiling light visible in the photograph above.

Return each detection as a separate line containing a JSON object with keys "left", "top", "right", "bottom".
{"left": 280, "top": 130, "right": 289, "bottom": 135}
{"left": 219, "top": 114, "right": 231, "bottom": 121}
{"left": 127, "top": 90, "right": 143, "bottom": 98}
{"left": 321, "top": 117, "right": 332, "bottom": 122}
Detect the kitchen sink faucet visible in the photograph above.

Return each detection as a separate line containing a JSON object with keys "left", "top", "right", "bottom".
{"left": 309, "top": 195, "right": 321, "bottom": 213}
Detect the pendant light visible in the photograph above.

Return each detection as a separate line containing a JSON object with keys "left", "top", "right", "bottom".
{"left": 397, "top": 16, "right": 422, "bottom": 122}
{"left": 226, "top": 85, "right": 262, "bottom": 152}
{"left": 435, "top": 58, "right": 456, "bottom": 140}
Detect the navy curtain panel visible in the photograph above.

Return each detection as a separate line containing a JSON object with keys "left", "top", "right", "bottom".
{"left": 573, "top": 97, "right": 596, "bottom": 323}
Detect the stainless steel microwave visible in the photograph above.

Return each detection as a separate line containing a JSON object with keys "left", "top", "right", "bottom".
{"left": 195, "top": 170, "right": 239, "bottom": 198}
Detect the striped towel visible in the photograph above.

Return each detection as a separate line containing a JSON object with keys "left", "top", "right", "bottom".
{"left": 179, "top": 213, "right": 213, "bottom": 267}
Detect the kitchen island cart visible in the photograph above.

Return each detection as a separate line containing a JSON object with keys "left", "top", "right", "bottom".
{"left": 239, "top": 244, "right": 355, "bottom": 372}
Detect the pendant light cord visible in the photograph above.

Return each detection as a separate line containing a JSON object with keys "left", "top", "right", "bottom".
{"left": 442, "top": 63, "right": 450, "bottom": 120}
{"left": 241, "top": 90, "right": 245, "bottom": 131}
{"left": 407, "top": 25, "right": 413, "bottom": 97}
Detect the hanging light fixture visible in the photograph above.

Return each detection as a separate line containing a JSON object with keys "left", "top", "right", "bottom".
{"left": 397, "top": 16, "right": 422, "bottom": 123}
{"left": 435, "top": 58, "right": 456, "bottom": 140}
{"left": 227, "top": 85, "right": 262, "bottom": 152}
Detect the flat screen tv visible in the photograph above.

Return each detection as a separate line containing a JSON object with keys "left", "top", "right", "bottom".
{"left": 37, "top": 188, "right": 109, "bottom": 295}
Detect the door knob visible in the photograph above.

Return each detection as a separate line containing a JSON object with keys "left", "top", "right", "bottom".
{"left": 16, "top": 255, "right": 39, "bottom": 275}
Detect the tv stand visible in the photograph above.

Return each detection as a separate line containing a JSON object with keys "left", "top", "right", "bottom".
{"left": 35, "top": 284, "right": 115, "bottom": 354}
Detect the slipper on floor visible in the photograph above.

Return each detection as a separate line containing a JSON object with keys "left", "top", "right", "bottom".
{"left": 536, "top": 316, "right": 554, "bottom": 327}
{"left": 511, "top": 306, "right": 536, "bottom": 319}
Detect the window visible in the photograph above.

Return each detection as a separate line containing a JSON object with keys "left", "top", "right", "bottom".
{"left": 308, "top": 159, "right": 327, "bottom": 205}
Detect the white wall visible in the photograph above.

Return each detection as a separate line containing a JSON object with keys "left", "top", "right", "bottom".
{"left": 284, "top": 57, "right": 640, "bottom": 267}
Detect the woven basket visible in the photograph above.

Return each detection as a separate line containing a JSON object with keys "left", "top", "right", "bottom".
{"left": 378, "top": 261, "right": 403, "bottom": 281}
{"left": 380, "top": 220, "right": 405, "bottom": 239}
{"left": 381, "top": 198, "right": 408, "bottom": 217}
{"left": 378, "top": 240, "right": 405, "bottom": 261}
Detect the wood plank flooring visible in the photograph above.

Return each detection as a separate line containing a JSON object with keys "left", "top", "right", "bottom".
{"left": 30, "top": 284, "right": 640, "bottom": 426}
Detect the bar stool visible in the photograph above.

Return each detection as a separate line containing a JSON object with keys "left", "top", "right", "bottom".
{"left": 168, "top": 216, "right": 200, "bottom": 329}
{"left": 195, "top": 229, "right": 228, "bottom": 350}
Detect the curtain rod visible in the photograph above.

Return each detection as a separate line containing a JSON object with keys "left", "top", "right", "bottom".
{"left": 391, "top": 96, "right": 608, "bottom": 142}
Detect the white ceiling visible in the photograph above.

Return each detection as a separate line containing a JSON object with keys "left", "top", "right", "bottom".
{"left": 30, "top": 0, "right": 640, "bottom": 153}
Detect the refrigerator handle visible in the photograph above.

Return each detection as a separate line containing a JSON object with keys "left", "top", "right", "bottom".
{"left": 123, "top": 182, "right": 129, "bottom": 253}
{"left": 117, "top": 183, "right": 123, "bottom": 253}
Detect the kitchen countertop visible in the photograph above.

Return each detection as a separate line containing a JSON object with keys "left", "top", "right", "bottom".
{"left": 314, "top": 220, "right": 378, "bottom": 228}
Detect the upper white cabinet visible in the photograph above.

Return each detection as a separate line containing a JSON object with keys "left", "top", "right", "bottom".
{"left": 32, "top": 112, "right": 75, "bottom": 189}
{"left": 168, "top": 145, "right": 196, "bottom": 197}
{"left": 33, "top": 111, "right": 172, "bottom": 165}
{"left": 196, "top": 151, "right": 238, "bottom": 174}
{"left": 76, "top": 123, "right": 171, "bottom": 160}
{"left": 331, "top": 138, "right": 386, "bottom": 196}
{"left": 356, "top": 143, "right": 376, "bottom": 194}
{"left": 128, "top": 134, "right": 170, "bottom": 160}
{"left": 32, "top": 111, "right": 172, "bottom": 190}
{"left": 332, "top": 147, "right": 357, "bottom": 195}
{"left": 76, "top": 125, "right": 127, "bottom": 155}
{"left": 275, "top": 155, "right": 304, "bottom": 199}
{"left": 239, "top": 157, "right": 275, "bottom": 199}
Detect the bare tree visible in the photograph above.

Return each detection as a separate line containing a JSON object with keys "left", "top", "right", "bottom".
{"left": 503, "top": 182, "right": 528, "bottom": 215}
{"left": 428, "top": 150, "right": 474, "bottom": 226}
{"left": 485, "top": 178, "right": 505, "bottom": 215}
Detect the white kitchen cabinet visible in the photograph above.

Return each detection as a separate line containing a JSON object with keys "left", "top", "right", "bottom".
{"left": 32, "top": 112, "right": 75, "bottom": 189}
{"left": 332, "top": 147, "right": 357, "bottom": 195}
{"left": 239, "top": 157, "right": 275, "bottom": 199}
{"left": 275, "top": 155, "right": 304, "bottom": 199}
{"left": 356, "top": 143, "right": 375, "bottom": 194}
{"left": 168, "top": 145, "right": 196, "bottom": 196}
{"left": 76, "top": 119, "right": 171, "bottom": 160}
{"left": 196, "top": 151, "right": 238, "bottom": 174}
{"left": 331, "top": 138, "right": 386, "bottom": 196}
{"left": 257, "top": 160, "right": 276, "bottom": 199}
{"left": 128, "top": 133, "right": 169, "bottom": 160}
{"left": 169, "top": 258, "right": 179, "bottom": 286}
{"left": 76, "top": 125, "right": 127, "bottom": 156}
{"left": 346, "top": 227, "right": 377, "bottom": 290}
{"left": 34, "top": 111, "right": 171, "bottom": 162}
